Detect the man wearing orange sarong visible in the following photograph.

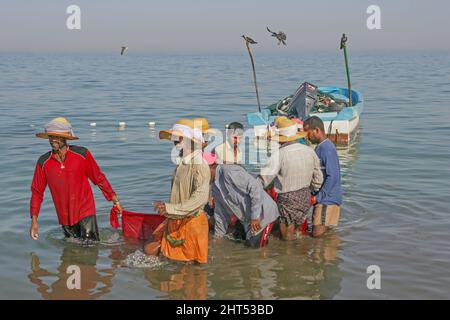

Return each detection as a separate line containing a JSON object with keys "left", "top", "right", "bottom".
{"left": 145, "top": 119, "right": 210, "bottom": 264}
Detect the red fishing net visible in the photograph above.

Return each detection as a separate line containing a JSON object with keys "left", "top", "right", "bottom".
{"left": 110, "top": 207, "right": 165, "bottom": 240}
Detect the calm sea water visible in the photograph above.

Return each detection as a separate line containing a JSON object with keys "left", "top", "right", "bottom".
{"left": 0, "top": 52, "right": 449, "bottom": 299}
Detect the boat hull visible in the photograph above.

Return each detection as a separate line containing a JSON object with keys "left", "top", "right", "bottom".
{"left": 321, "top": 115, "right": 360, "bottom": 148}
{"left": 247, "top": 86, "right": 363, "bottom": 149}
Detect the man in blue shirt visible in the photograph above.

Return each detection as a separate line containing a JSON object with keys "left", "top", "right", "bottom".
{"left": 303, "top": 116, "right": 343, "bottom": 237}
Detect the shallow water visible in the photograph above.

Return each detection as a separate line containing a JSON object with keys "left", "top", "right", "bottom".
{"left": 0, "top": 52, "right": 449, "bottom": 299}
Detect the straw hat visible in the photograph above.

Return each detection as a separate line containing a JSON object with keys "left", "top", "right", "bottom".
{"left": 274, "top": 116, "right": 289, "bottom": 126}
{"left": 267, "top": 117, "right": 306, "bottom": 143}
{"left": 192, "top": 117, "right": 211, "bottom": 133}
{"left": 159, "top": 119, "right": 204, "bottom": 143}
{"left": 36, "top": 117, "right": 79, "bottom": 140}
{"left": 192, "top": 117, "right": 222, "bottom": 139}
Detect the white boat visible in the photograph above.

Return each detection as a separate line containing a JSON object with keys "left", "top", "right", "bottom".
{"left": 246, "top": 83, "right": 364, "bottom": 148}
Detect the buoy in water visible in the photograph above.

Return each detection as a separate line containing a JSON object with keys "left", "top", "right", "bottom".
{"left": 148, "top": 121, "right": 156, "bottom": 127}
{"left": 90, "top": 122, "right": 97, "bottom": 127}
{"left": 119, "top": 122, "right": 126, "bottom": 128}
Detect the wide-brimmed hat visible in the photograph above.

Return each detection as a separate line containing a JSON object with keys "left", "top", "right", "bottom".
{"left": 192, "top": 118, "right": 212, "bottom": 133}
{"left": 192, "top": 117, "right": 221, "bottom": 139}
{"left": 267, "top": 117, "right": 306, "bottom": 142}
{"left": 274, "top": 116, "right": 289, "bottom": 125}
{"left": 36, "top": 117, "right": 79, "bottom": 140}
{"left": 159, "top": 119, "right": 204, "bottom": 143}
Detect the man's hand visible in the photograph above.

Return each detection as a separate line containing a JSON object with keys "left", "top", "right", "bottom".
{"left": 114, "top": 202, "right": 123, "bottom": 216}
{"left": 251, "top": 219, "right": 261, "bottom": 233}
{"left": 153, "top": 201, "right": 168, "bottom": 216}
{"left": 112, "top": 195, "right": 123, "bottom": 216}
{"left": 209, "top": 196, "right": 215, "bottom": 208}
{"left": 30, "top": 217, "right": 39, "bottom": 240}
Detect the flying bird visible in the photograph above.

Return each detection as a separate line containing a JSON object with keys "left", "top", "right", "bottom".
{"left": 120, "top": 46, "right": 128, "bottom": 55}
{"left": 267, "top": 27, "right": 287, "bottom": 45}
{"left": 340, "top": 34, "right": 347, "bottom": 50}
{"left": 242, "top": 35, "right": 257, "bottom": 45}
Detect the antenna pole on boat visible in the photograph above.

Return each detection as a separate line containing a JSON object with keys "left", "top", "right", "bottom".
{"left": 242, "top": 35, "right": 261, "bottom": 112}
{"left": 340, "top": 33, "right": 352, "bottom": 107}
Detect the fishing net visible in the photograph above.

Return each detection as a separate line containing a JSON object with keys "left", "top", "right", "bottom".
{"left": 110, "top": 207, "right": 165, "bottom": 240}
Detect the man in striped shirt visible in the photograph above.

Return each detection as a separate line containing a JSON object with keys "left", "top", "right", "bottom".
{"left": 259, "top": 118, "right": 323, "bottom": 240}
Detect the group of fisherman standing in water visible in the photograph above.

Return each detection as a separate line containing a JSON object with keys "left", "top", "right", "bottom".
{"left": 29, "top": 115, "right": 342, "bottom": 264}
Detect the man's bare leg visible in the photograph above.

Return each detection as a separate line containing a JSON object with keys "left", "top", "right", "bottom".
{"left": 312, "top": 224, "right": 326, "bottom": 238}
{"left": 312, "top": 204, "right": 326, "bottom": 237}
{"left": 280, "top": 223, "right": 296, "bottom": 241}
{"left": 144, "top": 241, "right": 161, "bottom": 256}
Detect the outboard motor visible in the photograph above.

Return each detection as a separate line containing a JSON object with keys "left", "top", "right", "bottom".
{"left": 285, "top": 82, "right": 318, "bottom": 121}
{"left": 276, "top": 95, "right": 293, "bottom": 115}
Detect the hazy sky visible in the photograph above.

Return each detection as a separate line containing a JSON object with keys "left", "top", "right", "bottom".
{"left": 1, "top": 0, "right": 449, "bottom": 53}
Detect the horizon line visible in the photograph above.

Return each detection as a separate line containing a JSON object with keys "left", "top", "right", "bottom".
{"left": 1, "top": 49, "right": 449, "bottom": 55}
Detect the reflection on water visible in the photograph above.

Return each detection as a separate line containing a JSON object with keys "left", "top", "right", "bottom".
{"left": 141, "top": 230, "right": 341, "bottom": 300}
{"left": 90, "top": 129, "right": 97, "bottom": 142}
{"left": 148, "top": 128, "right": 157, "bottom": 140}
{"left": 28, "top": 246, "right": 118, "bottom": 300}
{"left": 338, "top": 132, "right": 361, "bottom": 174}
{"left": 207, "top": 231, "right": 342, "bottom": 300}
{"left": 27, "top": 226, "right": 342, "bottom": 299}
{"left": 144, "top": 265, "right": 209, "bottom": 300}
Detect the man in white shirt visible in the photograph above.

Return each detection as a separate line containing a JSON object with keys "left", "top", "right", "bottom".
{"left": 259, "top": 117, "right": 323, "bottom": 240}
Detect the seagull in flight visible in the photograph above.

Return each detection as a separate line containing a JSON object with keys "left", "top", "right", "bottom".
{"left": 267, "top": 27, "right": 287, "bottom": 45}
{"left": 120, "top": 46, "right": 128, "bottom": 55}
{"left": 242, "top": 35, "right": 257, "bottom": 45}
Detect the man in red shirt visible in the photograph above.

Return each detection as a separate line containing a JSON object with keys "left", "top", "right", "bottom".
{"left": 30, "top": 117, "right": 123, "bottom": 242}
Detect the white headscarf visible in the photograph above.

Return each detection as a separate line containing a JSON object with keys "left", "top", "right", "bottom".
{"left": 170, "top": 123, "right": 204, "bottom": 143}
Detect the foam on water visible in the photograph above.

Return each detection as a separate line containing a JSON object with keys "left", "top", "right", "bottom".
{"left": 45, "top": 227, "right": 125, "bottom": 248}
{"left": 123, "top": 250, "right": 168, "bottom": 269}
